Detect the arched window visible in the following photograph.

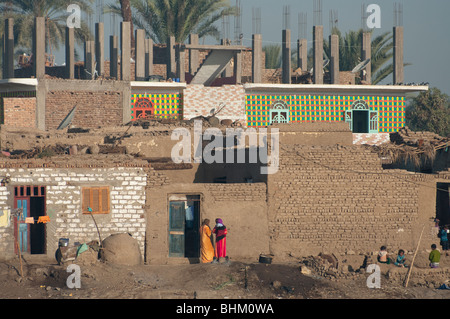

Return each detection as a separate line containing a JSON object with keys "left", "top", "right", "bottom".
{"left": 133, "top": 97, "right": 154, "bottom": 120}
{"left": 269, "top": 100, "right": 290, "bottom": 124}
{"left": 344, "top": 100, "right": 378, "bottom": 133}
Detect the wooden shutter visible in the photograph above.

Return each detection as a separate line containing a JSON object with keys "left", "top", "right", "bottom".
{"left": 82, "top": 187, "right": 110, "bottom": 214}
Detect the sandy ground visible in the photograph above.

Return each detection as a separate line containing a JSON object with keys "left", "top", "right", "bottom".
{"left": 1, "top": 252, "right": 450, "bottom": 302}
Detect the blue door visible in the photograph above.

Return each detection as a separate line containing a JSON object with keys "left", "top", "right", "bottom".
{"left": 14, "top": 198, "right": 30, "bottom": 254}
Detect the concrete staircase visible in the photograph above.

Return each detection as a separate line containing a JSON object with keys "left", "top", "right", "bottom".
{"left": 190, "top": 50, "right": 235, "bottom": 86}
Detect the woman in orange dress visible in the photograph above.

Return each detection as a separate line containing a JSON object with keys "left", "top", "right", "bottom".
{"left": 199, "top": 219, "right": 215, "bottom": 263}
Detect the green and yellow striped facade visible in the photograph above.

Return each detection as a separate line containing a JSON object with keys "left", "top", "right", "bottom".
{"left": 245, "top": 94, "right": 405, "bottom": 133}
{"left": 131, "top": 93, "right": 182, "bottom": 120}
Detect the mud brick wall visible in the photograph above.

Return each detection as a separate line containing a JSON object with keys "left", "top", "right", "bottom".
{"left": 183, "top": 84, "right": 246, "bottom": 123}
{"left": 45, "top": 91, "right": 122, "bottom": 129}
{"left": 268, "top": 144, "right": 425, "bottom": 258}
{"left": 42, "top": 79, "right": 127, "bottom": 130}
{"left": 2, "top": 97, "right": 36, "bottom": 128}
{"left": 145, "top": 180, "right": 269, "bottom": 264}
{"left": 0, "top": 167, "right": 147, "bottom": 258}
{"left": 206, "top": 183, "right": 267, "bottom": 202}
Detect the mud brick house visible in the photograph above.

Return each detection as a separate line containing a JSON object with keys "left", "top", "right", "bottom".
{"left": 0, "top": 156, "right": 148, "bottom": 259}
{"left": 0, "top": 18, "right": 448, "bottom": 265}
{"left": 0, "top": 123, "right": 447, "bottom": 264}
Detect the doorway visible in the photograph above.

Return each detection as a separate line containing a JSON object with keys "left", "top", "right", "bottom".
{"left": 168, "top": 195, "right": 200, "bottom": 259}
{"left": 14, "top": 186, "right": 47, "bottom": 255}
{"left": 353, "top": 110, "right": 369, "bottom": 133}
{"left": 437, "top": 183, "right": 450, "bottom": 226}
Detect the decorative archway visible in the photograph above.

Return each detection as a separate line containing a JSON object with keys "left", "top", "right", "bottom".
{"left": 344, "top": 100, "right": 378, "bottom": 133}
{"left": 270, "top": 100, "right": 290, "bottom": 124}
{"left": 133, "top": 97, "right": 155, "bottom": 120}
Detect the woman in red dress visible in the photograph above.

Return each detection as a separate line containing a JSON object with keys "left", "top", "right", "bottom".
{"left": 213, "top": 218, "right": 228, "bottom": 262}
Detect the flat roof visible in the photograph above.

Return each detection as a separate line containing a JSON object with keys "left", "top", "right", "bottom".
{"left": 131, "top": 81, "right": 187, "bottom": 89}
{"left": 243, "top": 83, "right": 429, "bottom": 95}
{"left": 0, "top": 78, "right": 38, "bottom": 90}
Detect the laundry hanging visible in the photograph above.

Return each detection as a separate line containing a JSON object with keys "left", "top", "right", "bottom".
{"left": 37, "top": 216, "right": 50, "bottom": 224}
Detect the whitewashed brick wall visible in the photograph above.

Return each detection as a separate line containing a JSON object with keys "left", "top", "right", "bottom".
{"left": 183, "top": 84, "right": 246, "bottom": 124}
{"left": 0, "top": 167, "right": 147, "bottom": 258}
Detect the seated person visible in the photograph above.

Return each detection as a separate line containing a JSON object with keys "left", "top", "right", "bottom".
{"left": 394, "top": 249, "right": 407, "bottom": 267}
{"left": 377, "top": 246, "right": 391, "bottom": 264}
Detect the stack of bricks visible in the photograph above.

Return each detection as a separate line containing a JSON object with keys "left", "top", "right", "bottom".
{"left": 2, "top": 97, "right": 36, "bottom": 128}
{"left": 268, "top": 144, "right": 421, "bottom": 256}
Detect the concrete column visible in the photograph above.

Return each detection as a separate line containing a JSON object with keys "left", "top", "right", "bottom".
{"left": 313, "top": 25, "right": 323, "bottom": 84}
{"left": 252, "top": 34, "right": 262, "bottom": 83}
{"left": 233, "top": 52, "right": 242, "bottom": 84}
{"left": 221, "top": 39, "right": 232, "bottom": 77}
{"left": 33, "top": 17, "right": 46, "bottom": 79}
{"left": 65, "top": 27, "right": 75, "bottom": 79}
{"left": 166, "top": 36, "right": 176, "bottom": 79}
{"left": 361, "top": 32, "right": 371, "bottom": 84}
{"left": 393, "top": 26, "right": 404, "bottom": 84}
{"left": 282, "top": 29, "right": 291, "bottom": 84}
{"left": 329, "top": 34, "right": 339, "bottom": 84}
{"left": 176, "top": 44, "right": 185, "bottom": 82}
{"left": 120, "top": 21, "right": 131, "bottom": 81}
{"left": 2, "top": 34, "right": 4, "bottom": 78}
{"left": 95, "top": 23, "right": 104, "bottom": 77}
{"left": 297, "top": 38, "right": 307, "bottom": 73}
{"left": 189, "top": 34, "right": 199, "bottom": 75}
{"left": 110, "top": 35, "right": 119, "bottom": 79}
{"left": 3, "top": 18, "right": 14, "bottom": 79}
{"left": 84, "top": 41, "right": 95, "bottom": 79}
{"left": 145, "top": 38, "right": 154, "bottom": 78}
{"left": 135, "top": 29, "right": 145, "bottom": 81}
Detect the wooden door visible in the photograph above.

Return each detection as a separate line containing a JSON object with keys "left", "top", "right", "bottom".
{"left": 169, "top": 201, "right": 185, "bottom": 257}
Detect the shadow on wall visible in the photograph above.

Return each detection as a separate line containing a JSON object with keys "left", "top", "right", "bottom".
{"left": 193, "top": 145, "right": 268, "bottom": 184}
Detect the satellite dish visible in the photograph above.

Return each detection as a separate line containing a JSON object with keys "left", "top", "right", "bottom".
{"left": 310, "top": 59, "right": 330, "bottom": 74}
{"left": 351, "top": 58, "right": 371, "bottom": 73}
{"left": 57, "top": 105, "right": 77, "bottom": 130}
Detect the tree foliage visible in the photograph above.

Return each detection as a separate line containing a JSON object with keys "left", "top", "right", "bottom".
{"left": 321, "top": 28, "right": 410, "bottom": 84}
{"left": 263, "top": 44, "right": 281, "bottom": 69}
{"left": 0, "top": 0, "right": 93, "bottom": 55}
{"left": 405, "top": 88, "right": 450, "bottom": 137}
{"left": 109, "top": 0, "right": 236, "bottom": 43}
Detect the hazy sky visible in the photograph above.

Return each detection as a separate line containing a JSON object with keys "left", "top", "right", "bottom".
{"left": 57, "top": 0, "right": 449, "bottom": 95}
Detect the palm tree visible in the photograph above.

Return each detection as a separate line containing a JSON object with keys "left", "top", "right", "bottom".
{"left": 109, "top": 0, "right": 236, "bottom": 43}
{"left": 119, "top": 0, "right": 135, "bottom": 49}
{"left": 262, "top": 44, "right": 281, "bottom": 69}
{"left": 322, "top": 28, "right": 410, "bottom": 84}
{"left": 0, "top": 0, "right": 93, "bottom": 56}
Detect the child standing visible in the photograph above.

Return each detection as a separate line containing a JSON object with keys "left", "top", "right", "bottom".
{"left": 439, "top": 226, "right": 449, "bottom": 256}
{"left": 429, "top": 244, "right": 441, "bottom": 268}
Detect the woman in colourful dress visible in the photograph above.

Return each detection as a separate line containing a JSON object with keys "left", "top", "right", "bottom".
{"left": 199, "top": 219, "right": 215, "bottom": 263}
{"left": 213, "top": 218, "right": 228, "bottom": 262}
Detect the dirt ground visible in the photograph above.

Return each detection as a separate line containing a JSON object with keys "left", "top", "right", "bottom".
{"left": 1, "top": 251, "right": 450, "bottom": 301}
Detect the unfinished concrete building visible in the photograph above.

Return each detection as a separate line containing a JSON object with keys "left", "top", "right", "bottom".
{"left": 0, "top": 17, "right": 448, "bottom": 265}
